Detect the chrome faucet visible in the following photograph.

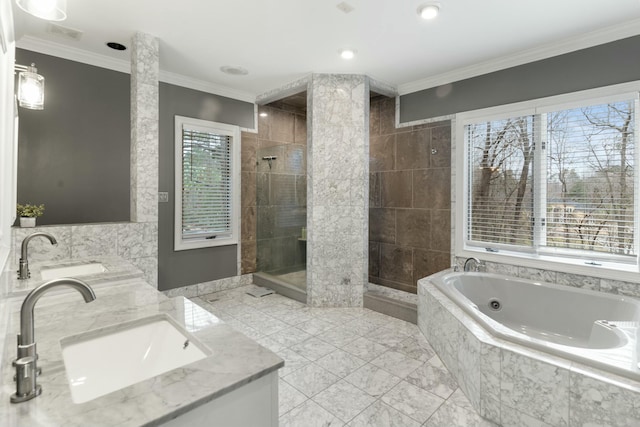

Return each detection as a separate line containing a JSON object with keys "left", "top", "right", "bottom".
{"left": 18, "top": 232, "right": 58, "bottom": 280}
{"left": 11, "top": 278, "right": 96, "bottom": 403}
{"left": 463, "top": 257, "right": 483, "bottom": 272}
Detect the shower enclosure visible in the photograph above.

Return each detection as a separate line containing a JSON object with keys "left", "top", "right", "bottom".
{"left": 254, "top": 99, "right": 307, "bottom": 292}
{"left": 256, "top": 143, "right": 306, "bottom": 288}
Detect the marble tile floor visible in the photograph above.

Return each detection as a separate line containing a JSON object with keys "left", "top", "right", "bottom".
{"left": 191, "top": 285, "right": 497, "bottom": 427}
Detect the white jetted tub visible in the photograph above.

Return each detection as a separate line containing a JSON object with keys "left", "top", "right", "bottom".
{"left": 419, "top": 270, "right": 640, "bottom": 425}
{"left": 433, "top": 271, "right": 640, "bottom": 380}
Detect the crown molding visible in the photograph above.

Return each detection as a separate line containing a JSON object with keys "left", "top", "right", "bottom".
{"left": 398, "top": 18, "right": 640, "bottom": 96}
{"left": 256, "top": 74, "right": 311, "bottom": 105}
{"left": 16, "top": 35, "right": 257, "bottom": 103}
{"left": 158, "top": 70, "right": 256, "bottom": 103}
{"left": 17, "top": 35, "right": 131, "bottom": 73}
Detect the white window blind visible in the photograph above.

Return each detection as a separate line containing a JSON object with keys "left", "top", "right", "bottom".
{"left": 174, "top": 116, "right": 240, "bottom": 251}
{"left": 465, "top": 94, "right": 637, "bottom": 264}
{"left": 466, "top": 115, "right": 535, "bottom": 249}
{"left": 545, "top": 101, "right": 635, "bottom": 256}
{"left": 181, "top": 129, "right": 231, "bottom": 240}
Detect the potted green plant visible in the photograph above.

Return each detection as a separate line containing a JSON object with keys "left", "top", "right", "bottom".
{"left": 16, "top": 203, "right": 45, "bottom": 228}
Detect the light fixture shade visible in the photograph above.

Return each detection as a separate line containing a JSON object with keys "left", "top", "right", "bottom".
{"left": 16, "top": 0, "right": 67, "bottom": 21}
{"left": 18, "top": 65, "right": 45, "bottom": 110}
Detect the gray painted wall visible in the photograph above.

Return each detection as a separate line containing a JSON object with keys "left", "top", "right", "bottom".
{"left": 158, "top": 82, "right": 254, "bottom": 290}
{"left": 16, "top": 49, "right": 130, "bottom": 225}
{"left": 400, "top": 35, "right": 640, "bottom": 123}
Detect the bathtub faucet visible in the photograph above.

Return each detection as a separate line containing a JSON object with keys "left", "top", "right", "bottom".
{"left": 463, "top": 257, "right": 484, "bottom": 272}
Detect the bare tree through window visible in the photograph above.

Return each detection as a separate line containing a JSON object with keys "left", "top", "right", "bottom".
{"left": 466, "top": 98, "right": 635, "bottom": 259}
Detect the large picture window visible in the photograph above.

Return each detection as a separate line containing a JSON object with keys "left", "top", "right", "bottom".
{"left": 459, "top": 88, "right": 639, "bottom": 270}
{"left": 174, "top": 116, "right": 240, "bottom": 251}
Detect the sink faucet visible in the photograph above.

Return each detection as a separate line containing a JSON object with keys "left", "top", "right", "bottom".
{"left": 463, "top": 257, "right": 484, "bottom": 272}
{"left": 18, "top": 232, "right": 58, "bottom": 280}
{"left": 11, "top": 278, "right": 96, "bottom": 403}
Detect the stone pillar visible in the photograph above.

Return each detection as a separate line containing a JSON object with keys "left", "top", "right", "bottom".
{"left": 130, "top": 32, "right": 159, "bottom": 286}
{"left": 307, "top": 74, "right": 369, "bottom": 307}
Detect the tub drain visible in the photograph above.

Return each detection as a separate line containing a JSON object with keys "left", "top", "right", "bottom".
{"left": 488, "top": 299, "right": 501, "bottom": 311}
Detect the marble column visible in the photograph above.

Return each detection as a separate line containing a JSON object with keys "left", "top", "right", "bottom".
{"left": 307, "top": 74, "right": 369, "bottom": 307}
{"left": 130, "top": 32, "right": 159, "bottom": 287}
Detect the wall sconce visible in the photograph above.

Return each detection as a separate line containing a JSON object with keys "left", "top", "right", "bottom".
{"left": 15, "top": 63, "right": 45, "bottom": 110}
{"left": 15, "top": 0, "right": 67, "bottom": 21}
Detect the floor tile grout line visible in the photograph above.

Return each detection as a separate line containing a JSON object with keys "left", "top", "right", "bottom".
{"left": 312, "top": 392, "right": 380, "bottom": 425}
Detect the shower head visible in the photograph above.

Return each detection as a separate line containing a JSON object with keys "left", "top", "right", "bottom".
{"left": 262, "top": 156, "right": 277, "bottom": 169}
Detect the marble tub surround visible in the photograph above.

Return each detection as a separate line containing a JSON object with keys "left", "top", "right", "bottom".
{"left": 0, "top": 256, "right": 143, "bottom": 297}
{"left": 454, "top": 256, "right": 640, "bottom": 299}
{"left": 418, "top": 276, "right": 640, "bottom": 427}
{"left": 307, "top": 74, "right": 369, "bottom": 307}
{"left": 0, "top": 278, "right": 283, "bottom": 427}
{"left": 8, "top": 223, "right": 157, "bottom": 287}
{"left": 369, "top": 98, "right": 451, "bottom": 294}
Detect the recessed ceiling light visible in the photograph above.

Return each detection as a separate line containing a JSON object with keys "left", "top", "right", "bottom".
{"left": 220, "top": 65, "right": 249, "bottom": 76}
{"left": 417, "top": 2, "right": 440, "bottom": 20}
{"left": 106, "top": 42, "right": 127, "bottom": 51}
{"left": 340, "top": 49, "right": 356, "bottom": 60}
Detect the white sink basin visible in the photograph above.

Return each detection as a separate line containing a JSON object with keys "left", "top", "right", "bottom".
{"left": 61, "top": 315, "right": 209, "bottom": 403}
{"left": 41, "top": 263, "right": 107, "bottom": 280}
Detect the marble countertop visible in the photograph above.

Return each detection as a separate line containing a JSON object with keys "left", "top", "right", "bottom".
{"left": 0, "top": 256, "right": 144, "bottom": 298}
{"left": 0, "top": 278, "right": 284, "bottom": 426}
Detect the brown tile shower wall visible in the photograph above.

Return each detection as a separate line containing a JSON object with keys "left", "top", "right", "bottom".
{"left": 240, "top": 103, "right": 307, "bottom": 275}
{"left": 369, "top": 97, "right": 451, "bottom": 293}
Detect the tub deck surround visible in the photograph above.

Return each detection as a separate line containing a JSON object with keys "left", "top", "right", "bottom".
{"left": 453, "top": 256, "right": 640, "bottom": 300}
{"left": 0, "top": 279, "right": 283, "bottom": 426}
{"left": 0, "top": 256, "right": 143, "bottom": 298}
{"left": 418, "top": 272, "right": 640, "bottom": 427}
{"left": 436, "top": 271, "right": 640, "bottom": 381}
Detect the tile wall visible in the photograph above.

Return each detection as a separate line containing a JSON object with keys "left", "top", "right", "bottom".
{"left": 128, "top": 32, "right": 159, "bottom": 286}
{"left": 307, "top": 74, "right": 368, "bottom": 307}
{"left": 241, "top": 102, "right": 307, "bottom": 275}
{"left": 454, "top": 256, "right": 640, "bottom": 299}
{"left": 369, "top": 97, "right": 451, "bottom": 294}
{"left": 8, "top": 222, "right": 157, "bottom": 273}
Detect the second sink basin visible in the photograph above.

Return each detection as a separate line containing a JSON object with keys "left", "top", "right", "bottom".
{"left": 61, "top": 314, "right": 209, "bottom": 403}
{"left": 40, "top": 262, "right": 107, "bottom": 280}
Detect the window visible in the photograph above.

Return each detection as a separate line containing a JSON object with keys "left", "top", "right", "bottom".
{"left": 458, "top": 87, "right": 639, "bottom": 271}
{"left": 174, "top": 116, "right": 240, "bottom": 251}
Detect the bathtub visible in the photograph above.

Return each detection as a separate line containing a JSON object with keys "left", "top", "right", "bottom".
{"left": 418, "top": 270, "right": 640, "bottom": 426}
{"left": 433, "top": 271, "right": 640, "bottom": 380}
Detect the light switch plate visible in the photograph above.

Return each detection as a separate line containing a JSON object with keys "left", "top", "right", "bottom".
{"left": 158, "top": 192, "right": 169, "bottom": 203}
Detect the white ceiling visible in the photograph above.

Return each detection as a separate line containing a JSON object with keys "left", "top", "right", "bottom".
{"left": 12, "top": 0, "right": 640, "bottom": 101}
